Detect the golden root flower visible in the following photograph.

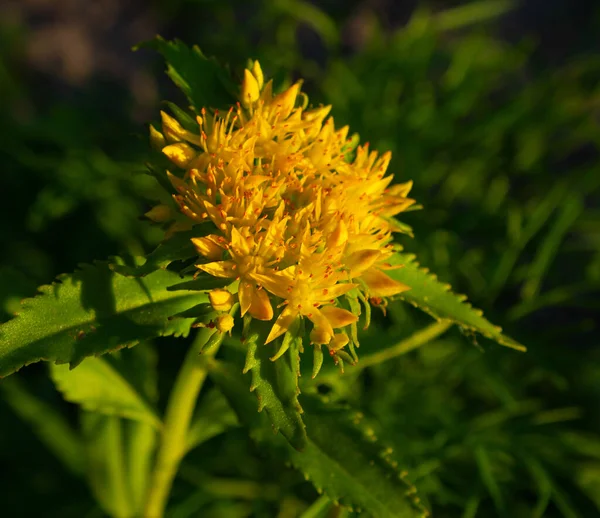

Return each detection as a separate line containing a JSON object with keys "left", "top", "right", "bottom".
{"left": 151, "top": 60, "right": 415, "bottom": 365}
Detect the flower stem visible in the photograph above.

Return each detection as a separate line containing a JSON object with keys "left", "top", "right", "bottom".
{"left": 350, "top": 320, "right": 452, "bottom": 372}
{"left": 143, "top": 327, "right": 224, "bottom": 518}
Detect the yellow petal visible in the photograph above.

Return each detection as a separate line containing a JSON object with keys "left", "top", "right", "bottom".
{"left": 329, "top": 332, "right": 349, "bottom": 352}
{"left": 327, "top": 218, "right": 348, "bottom": 249}
{"left": 230, "top": 226, "right": 251, "bottom": 256}
{"left": 192, "top": 235, "right": 223, "bottom": 261}
{"left": 272, "top": 83, "right": 300, "bottom": 119}
{"left": 315, "top": 282, "right": 357, "bottom": 302}
{"left": 144, "top": 204, "right": 173, "bottom": 223}
{"left": 209, "top": 289, "right": 234, "bottom": 312}
{"left": 306, "top": 307, "right": 334, "bottom": 338}
{"left": 197, "top": 261, "right": 237, "bottom": 279}
{"left": 149, "top": 124, "right": 166, "bottom": 150}
{"left": 160, "top": 111, "right": 198, "bottom": 143}
{"left": 387, "top": 180, "right": 413, "bottom": 198}
{"left": 361, "top": 268, "right": 410, "bottom": 297}
{"left": 310, "top": 326, "right": 333, "bottom": 345}
{"left": 319, "top": 305, "right": 358, "bottom": 328}
{"left": 241, "top": 69, "right": 260, "bottom": 107}
{"left": 162, "top": 143, "right": 197, "bottom": 168}
{"left": 238, "top": 281, "right": 253, "bottom": 317}
{"left": 251, "top": 60, "right": 264, "bottom": 90}
{"left": 266, "top": 306, "right": 297, "bottom": 344}
{"left": 215, "top": 314, "right": 234, "bottom": 334}
{"left": 345, "top": 249, "right": 381, "bottom": 278}
{"left": 252, "top": 270, "right": 295, "bottom": 300}
{"left": 248, "top": 287, "right": 274, "bottom": 321}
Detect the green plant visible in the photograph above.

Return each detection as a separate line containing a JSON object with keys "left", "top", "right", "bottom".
{"left": 0, "top": 35, "right": 528, "bottom": 518}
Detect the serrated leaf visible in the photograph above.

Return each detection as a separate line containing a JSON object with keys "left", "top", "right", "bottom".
{"left": 111, "top": 228, "right": 209, "bottom": 277}
{"left": 0, "top": 267, "right": 37, "bottom": 323}
{"left": 0, "top": 261, "right": 207, "bottom": 377}
{"left": 291, "top": 397, "right": 427, "bottom": 517}
{"left": 209, "top": 362, "right": 426, "bottom": 517}
{"left": 138, "top": 36, "right": 237, "bottom": 112}
{"left": 387, "top": 252, "right": 525, "bottom": 350}
{"left": 50, "top": 355, "right": 162, "bottom": 429}
{"left": 243, "top": 320, "right": 307, "bottom": 450}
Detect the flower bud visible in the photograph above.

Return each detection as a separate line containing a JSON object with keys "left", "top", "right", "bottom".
{"left": 251, "top": 60, "right": 264, "bottom": 90}
{"left": 145, "top": 204, "right": 173, "bottom": 223}
{"left": 149, "top": 124, "right": 166, "bottom": 150}
{"left": 310, "top": 326, "right": 333, "bottom": 345}
{"left": 209, "top": 289, "right": 234, "bottom": 312}
{"left": 241, "top": 69, "right": 260, "bottom": 108}
{"left": 215, "top": 313, "right": 234, "bottom": 334}
{"left": 162, "top": 143, "right": 197, "bottom": 168}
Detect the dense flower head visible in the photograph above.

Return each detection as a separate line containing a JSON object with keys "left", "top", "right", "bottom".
{"left": 151, "top": 61, "right": 416, "bottom": 367}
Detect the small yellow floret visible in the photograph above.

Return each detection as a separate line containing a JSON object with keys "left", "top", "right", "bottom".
{"left": 209, "top": 289, "right": 234, "bottom": 312}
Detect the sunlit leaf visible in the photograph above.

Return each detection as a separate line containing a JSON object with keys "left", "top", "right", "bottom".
{"left": 0, "top": 261, "right": 206, "bottom": 377}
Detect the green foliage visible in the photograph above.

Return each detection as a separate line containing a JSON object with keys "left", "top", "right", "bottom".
{"left": 243, "top": 319, "right": 307, "bottom": 450}
{"left": 210, "top": 361, "right": 426, "bottom": 517}
{"left": 388, "top": 252, "right": 524, "bottom": 350}
{"left": 138, "top": 36, "right": 238, "bottom": 112}
{"left": 0, "top": 261, "right": 206, "bottom": 377}
{"left": 50, "top": 355, "right": 161, "bottom": 429}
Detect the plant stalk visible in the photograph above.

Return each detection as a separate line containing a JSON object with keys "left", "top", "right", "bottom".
{"left": 143, "top": 327, "right": 224, "bottom": 518}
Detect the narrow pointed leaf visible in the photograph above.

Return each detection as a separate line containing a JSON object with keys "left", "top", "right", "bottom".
{"left": 0, "top": 261, "right": 207, "bottom": 377}
{"left": 81, "top": 413, "right": 134, "bottom": 518}
{"left": 50, "top": 355, "right": 162, "bottom": 429}
{"left": 387, "top": 252, "right": 524, "bottom": 350}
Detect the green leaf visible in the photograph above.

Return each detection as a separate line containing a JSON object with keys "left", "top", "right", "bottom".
{"left": 0, "top": 267, "right": 37, "bottom": 323}
{"left": 111, "top": 228, "right": 209, "bottom": 277}
{"left": 387, "top": 252, "right": 525, "bottom": 350}
{"left": 0, "top": 376, "right": 85, "bottom": 476}
{"left": 243, "top": 319, "right": 307, "bottom": 450}
{"left": 186, "top": 388, "right": 239, "bottom": 452}
{"left": 50, "top": 355, "right": 162, "bottom": 429}
{"left": 209, "top": 361, "right": 426, "bottom": 517}
{"left": 119, "top": 344, "right": 159, "bottom": 514}
{"left": 82, "top": 413, "right": 134, "bottom": 518}
{"left": 138, "top": 36, "right": 237, "bottom": 112}
{"left": 0, "top": 261, "right": 207, "bottom": 377}
{"left": 292, "top": 397, "right": 426, "bottom": 517}
{"left": 126, "top": 421, "right": 157, "bottom": 514}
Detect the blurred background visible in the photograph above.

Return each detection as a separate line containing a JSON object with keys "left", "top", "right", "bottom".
{"left": 0, "top": 0, "right": 599, "bottom": 516}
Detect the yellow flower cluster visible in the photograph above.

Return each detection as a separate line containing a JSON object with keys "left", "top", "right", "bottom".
{"left": 151, "top": 61, "right": 415, "bottom": 357}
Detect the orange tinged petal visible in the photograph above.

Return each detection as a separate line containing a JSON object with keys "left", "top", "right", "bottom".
{"left": 319, "top": 305, "right": 358, "bottom": 328}
{"left": 248, "top": 287, "right": 274, "bottom": 321}
{"left": 361, "top": 268, "right": 410, "bottom": 297}
{"left": 345, "top": 249, "right": 381, "bottom": 278}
